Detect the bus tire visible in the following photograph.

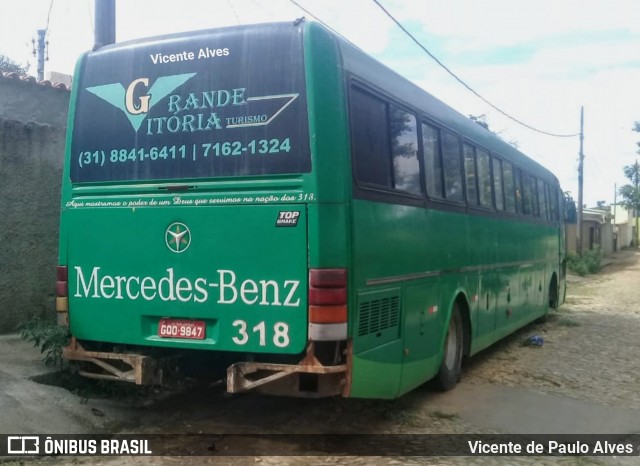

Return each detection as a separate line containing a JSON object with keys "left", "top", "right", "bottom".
{"left": 549, "top": 275, "right": 559, "bottom": 309}
{"left": 435, "top": 303, "right": 463, "bottom": 391}
{"left": 537, "top": 275, "right": 559, "bottom": 323}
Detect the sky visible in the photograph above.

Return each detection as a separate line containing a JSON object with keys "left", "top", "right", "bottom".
{"left": 1, "top": 0, "right": 639, "bottom": 206}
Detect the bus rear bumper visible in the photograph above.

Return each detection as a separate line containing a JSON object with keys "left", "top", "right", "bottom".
{"left": 227, "top": 341, "right": 350, "bottom": 398}
{"left": 227, "top": 361, "right": 347, "bottom": 397}
{"left": 64, "top": 338, "right": 351, "bottom": 397}
{"left": 63, "top": 337, "right": 165, "bottom": 385}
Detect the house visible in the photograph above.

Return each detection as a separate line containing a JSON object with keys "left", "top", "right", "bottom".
{"left": 565, "top": 207, "right": 614, "bottom": 255}
{"left": 612, "top": 204, "right": 636, "bottom": 250}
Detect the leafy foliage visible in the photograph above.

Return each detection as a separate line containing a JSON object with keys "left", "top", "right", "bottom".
{"left": 469, "top": 114, "right": 490, "bottom": 130}
{"left": 18, "top": 317, "right": 70, "bottom": 367}
{"left": 618, "top": 123, "right": 640, "bottom": 246}
{"left": 0, "top": 54, "right": 29, "bottom": 75}
{"left": 564, "top": 192, "right": 577, "bottom": 223}
{"left": 566, "top": 248, "right": 602, "bottom": 276}
{"left": 618, "top": 161, "right": 640, "bottom": 212}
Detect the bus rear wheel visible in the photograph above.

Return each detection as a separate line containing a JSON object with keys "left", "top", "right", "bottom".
{"left": 435, "top": 303, "right": 463, "bottom": 391}
{"left": 549, "top": 275, "right": 559, "bottom": 309}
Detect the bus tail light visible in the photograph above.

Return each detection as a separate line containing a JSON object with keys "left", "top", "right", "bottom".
{"left": 56, "top": 266, "right": 69, "bottom": 327}
{"left": 308, "top": 269, "right": 347, "bottom": 341}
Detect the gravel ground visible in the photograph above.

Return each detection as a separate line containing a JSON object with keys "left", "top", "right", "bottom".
{"left": 465, "top": 249, "right": 640, "bottom": 410}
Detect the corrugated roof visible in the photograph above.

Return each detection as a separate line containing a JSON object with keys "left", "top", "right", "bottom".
{"left": 0, "top": 71, "right": 69, "bottom": 91}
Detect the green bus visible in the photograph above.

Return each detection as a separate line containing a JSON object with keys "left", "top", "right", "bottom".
{"left": 57, "top": 20, "right": 565, "bottom": 399}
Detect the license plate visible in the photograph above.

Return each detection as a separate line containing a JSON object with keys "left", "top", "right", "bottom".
{"left": 158, "top": 319, "right": 205, "bottom": 340}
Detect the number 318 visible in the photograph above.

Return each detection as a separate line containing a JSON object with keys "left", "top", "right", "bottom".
{"left": 232, "top": 320, "right": 289, "bottom": 348}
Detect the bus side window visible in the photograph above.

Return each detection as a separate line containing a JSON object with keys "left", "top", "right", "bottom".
{"left": 521, "top": 172, "right": 533, "bottom": 216}
{"left": 503, "top": 161, "right": 516, "bottom": 213}
{"left": 463, "top": 143, "right": 478, "bottom": 205}
{"left": 442, "top": 131, "right": 464, "bottom": 202}
{"left": 422, "top": 123, "right": 444, "bottom": 198}
{"left": 538, "top": 178, "right": 548, "bottom": 220}
{"left": 531, "top": 176, "right": 540, "bottom": 217}
{"left": 476, "top": 148, "right": 492, "bottom": 209}
{"left": 547, "top": 184, "right": 558, "bottom": 222}
{"left": 390, "top": 106, "right": 420, "bottom": 195}
{"left": 514, "top": 168, "right": 524, "bottom": 214}
{"left": 492, "top": 157, "right": 504, "bottom": 211}
{"left": 350, "top": 87, "right": 392, "bottom": 188}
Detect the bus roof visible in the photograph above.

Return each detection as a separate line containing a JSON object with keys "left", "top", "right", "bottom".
{"left": 309, "top": 22, "right": 560, "bottom": 185}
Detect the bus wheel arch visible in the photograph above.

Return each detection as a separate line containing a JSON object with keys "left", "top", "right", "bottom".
{"left": 434, "top": 294, "right": 469, "bottom": 391}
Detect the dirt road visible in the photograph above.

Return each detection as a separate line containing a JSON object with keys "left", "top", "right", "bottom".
{"left": 7, "top": 249, "right": 640, "bottom": 465}
{"left": 462, "top": 250, "right": 640, "bottom": 411}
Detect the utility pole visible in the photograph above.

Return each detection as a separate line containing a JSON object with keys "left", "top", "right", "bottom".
{"left": 635, "top": 159, "right": 640, "bottom": 247}
{"left": 577, "top": 106, "right": 584, "bottom": 255}
{"left": 35, "top": 29, "right": 46, "bottom": 81}
{"left": 94, "top": 0, "right": 116, "bottom": 48}
{"left": 613, "top": 183, "right": 617, "bottom": 251}
{"left": 613, "top": 183, "right": 617, "bottom": 219}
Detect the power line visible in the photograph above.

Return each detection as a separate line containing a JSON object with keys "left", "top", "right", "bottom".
{"left": 87, "top": 0, "right": 95, "bottom": 35}
{"left": 249, "top": 0, "right": 275, "bottom": 19}
{"left": 226, "top": 0, "right": 240, "bottom": 25}
{"left": 371, "top": 0, "right": 580, "bottom": 139}
{"left": 45, "top": 0, "right": 55, "bottom": 33}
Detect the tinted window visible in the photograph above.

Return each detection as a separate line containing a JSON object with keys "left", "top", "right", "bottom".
{"left": 390, "top": 106, "right": 420, "bottom": 194}
{"left": 503, "top": 161, "right": 516, "bottom": 213}
{"left": 514, "top": 168, "right": 524, "bottom": 214}
{"left": 547, "top": 184, "right": 558, "bottom": 221}
{"left": 71, "top": 26, "right": 310, "bottom": 182}
{"left": 463, "top": 144, "right": 478, "bottom": 205}
{"left": 522, "top": 172, "right": 533, "bottom": 215}
{"left": 477, "top": 148, "right": 492, "bottom": 208}
{"left": 531, "top": 177, "right": 540, "bottom": 217}
{"left": 493, "top": 158, "right": 504, "bottom": 211}
{"left": 442, "top": 131, "right": 463, "bottom": 202}
{"left": 422, "top": 123, "right": 444, "bottom": 198}
{"left": 537, "top": 179, "right": 547, "bottom": 219}
{"left": 351, "top": 88, "right": 391, "bottom": 188}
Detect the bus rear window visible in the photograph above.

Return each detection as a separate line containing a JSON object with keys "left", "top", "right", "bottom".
{"left": 70, "top": 25, "right": 310, "bottom": 183}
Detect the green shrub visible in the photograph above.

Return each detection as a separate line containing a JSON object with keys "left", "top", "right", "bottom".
{"left": 566, "top": 248, "right": 602, "bottom": 276}
{"left": 17, "top": 316, "right": 70, "bottom": 367}
{"left": 583, "top": 247, "right": 602, "bottom": 273}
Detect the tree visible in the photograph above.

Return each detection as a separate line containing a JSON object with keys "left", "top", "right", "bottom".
{"left": 469, "top": 114, "right": 490, "bottom": 130}
{"left": 564, "top": 192, "right": 577, "bottom": 223}
{"left": 0, "top": 54, "right": 29, "bottom": 75}
{"left": 468, "top": 114, "right": 520, "bottom": 148}
{"left": 618, "top": 121, "right": 640, "bottom": 245}
{"left": 618, "top": 161, "right": 640, "bottom": 246}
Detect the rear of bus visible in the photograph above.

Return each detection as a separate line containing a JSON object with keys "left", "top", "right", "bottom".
{"left": 57, "top": 22, "right": 352, "bottom": 397}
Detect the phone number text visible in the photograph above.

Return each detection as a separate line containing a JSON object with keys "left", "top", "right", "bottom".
{"left": 77, "top": 138, "right": 292, "bottom": 168}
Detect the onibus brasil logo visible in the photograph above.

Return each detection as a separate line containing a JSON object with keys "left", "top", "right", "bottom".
{"left": 85, "top": 73, "right": 299, "bottom": 135}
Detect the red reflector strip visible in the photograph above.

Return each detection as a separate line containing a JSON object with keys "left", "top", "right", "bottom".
{"left": 57, "top": 266, "right": 68, "bottom": 281}
{"left": 56, "top": 281, "right": 68, "bottom": 297}
{"left": 428, "top": 306, "right": 438, "bottom": 314}
{"left": 309, "top": 287, "right": 346, "bottom": 306}
{"left": 56, "top": 266, "right": 68, "bottom": 298}
{"left": 309, "top": 305, "right": 347, "bottom": 324}
{"left": 309, "top": 269, "right": 347, "bottom": 288}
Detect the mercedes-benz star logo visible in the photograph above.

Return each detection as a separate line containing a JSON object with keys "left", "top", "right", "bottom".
{"left": 165, "top": 222, "right": 191, "bottom": 253}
